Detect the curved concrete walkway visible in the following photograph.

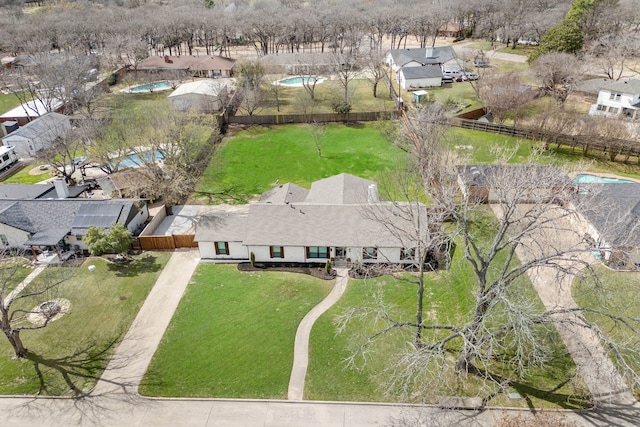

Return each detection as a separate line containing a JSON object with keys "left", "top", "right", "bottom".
{"left": 288, "top": 268, "right": 349, "bottom": 400}
{"left": 2, "top": 250, "right": 640, "bottom": 425}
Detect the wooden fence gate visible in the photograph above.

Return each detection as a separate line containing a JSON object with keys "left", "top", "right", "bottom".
{"left": 136, "top": 234, "right": 198, "bottom": 250}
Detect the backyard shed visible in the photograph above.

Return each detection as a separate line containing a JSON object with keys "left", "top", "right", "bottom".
{"left": 1, "top": 112, "right": 71, "bottom": 157}
{"left": 168, "top": 79, "right": 228, "bottom": 112}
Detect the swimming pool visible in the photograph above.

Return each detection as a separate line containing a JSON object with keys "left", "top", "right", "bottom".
{"left": 128, "top": 81, "right": 173, "bottom": 93}
{"left": 114, "top": 150, "right": 165, "bottom": 169}
{"left": 573, "top": 174, "right": 635, "bottom": 184}
{"left": 275, "top": 76, "right": 324, "bottom": 87}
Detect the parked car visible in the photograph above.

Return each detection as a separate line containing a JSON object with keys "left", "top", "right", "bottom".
{"left": 473, "top": 59, "right": 490, "bottom": 68}
{"left": 462, "top": 72, "right": 479, "bottom": 81}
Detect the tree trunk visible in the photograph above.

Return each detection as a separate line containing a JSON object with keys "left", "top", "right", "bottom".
{"left": 3, "top": 329, "right": 28, "bottom": 358}
{"left": 415, "top": 258, "right": 425, "bottom": 347}
{"left": 373, "top": 81, "right": 378, "bottom": 98}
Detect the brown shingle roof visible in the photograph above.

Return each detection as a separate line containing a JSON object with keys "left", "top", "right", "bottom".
{"left": 138, "top": 55, "right": 236, "bottom": 72}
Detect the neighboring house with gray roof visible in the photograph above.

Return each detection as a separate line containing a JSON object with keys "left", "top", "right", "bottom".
{"left": 587, "top": 79, "right": 640, "bottom": 121}
{"left": 0, "top": 198, "right": 148, "bottom": 259}
{"left": 385, "top": 46, "right": 460, "bottom": 71}
{"left": 398, "top": 65, "right": 443, "bottom": 89}
{"left": 574, "top": 182, "right": 640, "bottom": 267}
{"left": 457, "top": 165, "right": 571, "bottom": 203}
{"left": 385, "top": 46, "right": 461, "bottom": 90}
{"left": 1, "top": 112, "right": 70, "bottom": 157}
{"left": 195, "top": 173, "right": 434, "bottom": 265}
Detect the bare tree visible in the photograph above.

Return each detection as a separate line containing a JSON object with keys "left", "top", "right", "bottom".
{"left": 1, "top": 255, "right": 70, "bottom": 358}
{"left": 308, "top": 121, "right": 325, "bottom": 158}
{"left": 477, "top": 72, "right": 535, "bottom": 124}
{"left": 531, "top": 52, "right": 584, "bottom": 105}
{"left": 337, "top": 106, "right": 640, "bottom": 401}
{"left": 587, "top": 31, "right": 640, "bottom": 80}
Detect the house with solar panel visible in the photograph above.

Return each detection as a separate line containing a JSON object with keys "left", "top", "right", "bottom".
{"left": 0, "top": 179, "right": 148, "bottom": 262}
{"left": 194, "top": 173, "right": 444, "bottom": 268}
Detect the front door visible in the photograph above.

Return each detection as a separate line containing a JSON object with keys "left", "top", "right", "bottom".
{"left": 335, "top": 247, "right": 346, "bottom": 259}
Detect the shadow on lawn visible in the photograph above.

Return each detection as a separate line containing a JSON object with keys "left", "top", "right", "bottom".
{"left": 26, "top": 335, "right": 121, "bottom": 397}
{"left": 478, "top": 369, "right": 591, "bottom": 410}
{"left": 106, "top": 255, "right": 162, "bottom": 277}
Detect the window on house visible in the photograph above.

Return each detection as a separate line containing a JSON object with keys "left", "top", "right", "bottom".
{"left": 608, "top": 106, "right": 619, "bottom": 113}
{"left": 363, "top": 247, "right": 378, "bottom": 260}
{"left": 615, "top": 93, "right": 621, "bottom": 101}
{"left": 597, "top": 104, "right": 606, "bottom": 111}
{"left": 401, "top": 248, "right": 415, "bottom": 260}
{"left": 1, "top": 154, "right": 8, "bottom": 162}
{"left": 215, "top": 241, "right": 229, "bottom": 255}
{"left": 0, "top": 234, "right": 8, "bottom": 246}
{"left": 306, "top": 246, "right": 329, "bottom": 259}
{"left": 270, "top": 246, "right": 284, "bottom": 258}
{"left": 76, "top": 235, "right": 82, "bottom": 241}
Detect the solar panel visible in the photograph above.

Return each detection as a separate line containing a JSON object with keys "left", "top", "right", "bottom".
{"left": 71, "top": 203, "right": 124, "bottom": 229}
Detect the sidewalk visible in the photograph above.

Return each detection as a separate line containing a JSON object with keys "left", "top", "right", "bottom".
{"left": 3, "top": 265, "right": 46, "bottom": 306}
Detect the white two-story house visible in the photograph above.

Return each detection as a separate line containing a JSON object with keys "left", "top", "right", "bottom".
{"left": 589, "top": 79, "right": 640, "bottom": 121}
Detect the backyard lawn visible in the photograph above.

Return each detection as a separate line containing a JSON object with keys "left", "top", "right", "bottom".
{"left": 0, "top": 92, "right": 23, "bottom": 115}
{"left": 1, "top": 163, "right": 53, "bottom": 184}
{"left": 196, "top": 123, "right": 407, "bottom": 203}
{"left": 573, "top": 266, "right": 640, "bottom": 398}
{"left": 139, "top": 264, "right": 333, "bottom": 398}
{"left": 0, "top": 252, "right": 170, "bottom": 395}
{"left": 257, "top": 78, "right": 396, "bottom": 115}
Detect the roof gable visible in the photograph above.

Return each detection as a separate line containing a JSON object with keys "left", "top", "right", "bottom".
{"left": 303, "top": 173, "right": 376, "bottom": 205}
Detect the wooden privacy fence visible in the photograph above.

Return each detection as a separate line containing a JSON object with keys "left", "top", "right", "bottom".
{"left": 227, "top": 111, "right": 398, "bottom": 125}
{"left": 452, "top": 118, "right": 640, "bottom": 162}
{"left": 137, "top": 234, "right": 198, "bottom": 250}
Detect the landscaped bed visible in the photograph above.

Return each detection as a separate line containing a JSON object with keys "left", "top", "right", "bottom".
{"left": 0, "top": 252, "right": 171, "bottom": 395}
{"left": 139, "top": 264, "right": 333, "bottom": 398}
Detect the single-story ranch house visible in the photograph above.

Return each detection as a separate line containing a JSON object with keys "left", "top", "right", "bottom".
{"left": 195, "top": 173, "right": 439, "bottom": 266}
{"left": 457, "top": 165, "right": 571, "bottom": 204}
{"left": 0, "top": 180, "right": 148, "bottom": 261}
{"left": 137, "top": 55, "right": 236, "bottom": 78}
{"left": 573, "top": 181, "right": 640, "bottom": 268}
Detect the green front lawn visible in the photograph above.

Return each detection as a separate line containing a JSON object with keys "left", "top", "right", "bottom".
{"left": 306, "top": 209, "right": 588, "bottom": 408}
{"left": 573, "top": 266, "right": 640, "bottom": 397}
{"left": 197, "top": 123, "right": 406, "bottom": 203}
{"left": 0, "top": 252, "right": 170, "bottom": 395}
{"left": 139, "top": 264, "right": 333, "bottom": 398}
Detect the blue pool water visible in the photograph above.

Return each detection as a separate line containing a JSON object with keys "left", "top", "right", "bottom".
{"left": 276, "top": 76, "right": 323, "bottom": 86}
{"left": 573, "top": 174, "right": 635, "bottom": 184}
{"left": 129, "top": 81, "right": 172, "bottom": 93}
{"left": 114, "top": 150, "right": 165, "bottom": 169}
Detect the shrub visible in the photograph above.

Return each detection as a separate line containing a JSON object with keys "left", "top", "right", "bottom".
{"left": 332, "top": 103, "right": 352, "bottom": 114}
{"left": 250, "top": 252, "right": 255, "bottom": 267}
{"left": 325, "top": 260, "right": 331, "bottom": 274}
{"left": 106, "top": 72, "right": 119, "bottom": 86}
